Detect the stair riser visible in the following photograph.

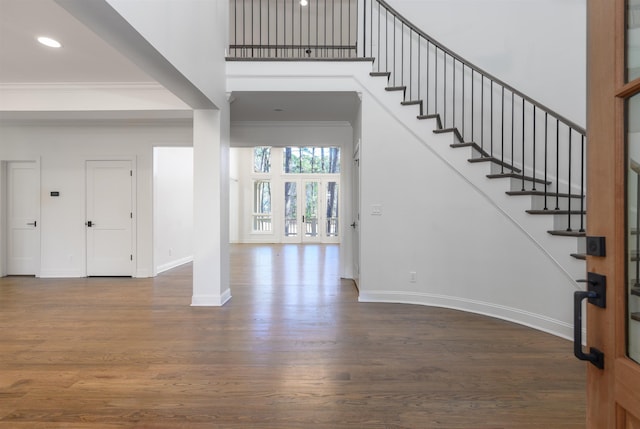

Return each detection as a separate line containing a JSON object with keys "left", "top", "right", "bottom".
{"left": 489, "top": 161, "right": 520, "bottom": 175}
{"left": 530, "top": 195, "right": 586, "bottom": 211}
{"left": 553, "top": 214, "right": 586, "bottom": 231}
{"left": 506, "top": 177, "right": 552, "bottom": 192}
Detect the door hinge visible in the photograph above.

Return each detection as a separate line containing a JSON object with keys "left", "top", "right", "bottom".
{"left": 130, "top": 170, "right": 133, "bottom": 177}
{"left": 130, "top": 212, "right": 133, "bottom": 219}
{"left": 130, "top": 254, "right": 133, "bottom": 261}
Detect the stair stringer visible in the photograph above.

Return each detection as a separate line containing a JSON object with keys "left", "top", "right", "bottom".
{"left": 356, "top": 69, "right": 585, "bottom": 340}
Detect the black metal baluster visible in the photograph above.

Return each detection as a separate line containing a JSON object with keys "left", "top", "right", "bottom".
{"left": 401, "top": 22, "right": 405, "bottom": 93}
{"left": 243, "top": 0, "right": 246, "bottom": 57}
{"left": 532, "top": 106, "right": 537, "bottom": 191}
{"left": 283, "top": 0, "right": 286, "bottom": 57}
{"left": 580, "top": 134, "right": 585, "bottom": 232}
{"left": 521, "top": 98, "right": 525, "bottom": 191}
{"left": 385, "top": 7, "right": 388, "bottom": 72}
{"left": 234, "top": 0, "right": 237, "bottom": 57}
{"left": 410, "top": 29, "right": 413, "bottom": 101}
{"left": 340, "top": 0, "right": 342, "bottom": 57}
{"left": 453, "top": 58, "right": 456, "bottom": 131}
{"left": 501, "top": 86, "right": 505, "bottom": 173}
{"left": 555, "top": 119, "right": 560, "bottom": 210}
{"left": 471, "top": 69, "right": 474, "bottom": 142}
{"left": 435, "top": 47, "right": 438, "bottom": 115}
{"left": 567, "top": 128, "right": 573, "bottom": 231}
{"left": 511, "top": 91, "right": 514, "bottom": 172}
{"left": 377, "top": 1, "right": 381, "bottom": 71}
{"left": 362, "top": 0, "right": 365, "bottom": 57}
{"left": 444, "top": 53, "right": 447, "bottom": 127}
{"left": 393, "top": 16, "right": 396, "bottom": 86}
{"left": 426, "top": 41, "right": 430, "bottom": 114}
{"left": 490, "top": 80, "right": 493, "bottom": 157}
{"left": 544, "top": 112, "right": 548, "bottom": 210}
{"left": 418, "top": 35, "right": 421, "bottom": 105}
{"left": 462, "top": 64, "right": 465, "bottom": 140}
{"left": 259, "top": 0, "right": 262, "bottom": 57}
{"left": 480, "top": 75, "right": 484, "bottom": 151}
{"left": 251, "top": 0, "right": 254, "bottom": 57}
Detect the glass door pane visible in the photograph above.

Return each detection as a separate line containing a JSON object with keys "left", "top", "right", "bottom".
{"left": 284, "top": 181, "right": 298, "bottom": 237}
{"left": 303, "top": 181, "right": 319, "bottom": 239}
{"left": 325, "top": 181, "right": 339, "bottom": 237}
{"left": 627, "top": 92, "right": 640, "bottom": 363}
{"left": 629, "top": 0, "right": 640, "bottom": 81}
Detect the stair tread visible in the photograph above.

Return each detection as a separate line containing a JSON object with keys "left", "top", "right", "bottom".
{"left": 486, "top": 172, "right": 551, "bottom": 185}
{"left": 433, "top": 128, "right": 463, "bottom": 142}
{"left": 506, "top": 190, "right": 584, "bottom": 199}
{"left": 370, "top": 71, "right": 391, "bottom": 77}
{"left": 467, "top": 157, "right": 521, "bottom": 173}
{"left": 526, "top": 209, "right": 586, "bottom": 215}
{"left": 571, "top": 253, "right": 586, "bottom": 260}
{"left": 385, "top": 86, "right": 406, "bottom": 91}
{"left": 401, "top": 100, "right": 422, "bottom": 105}
{"left": 548, "top": 230, "right": 586, "bottom": 237}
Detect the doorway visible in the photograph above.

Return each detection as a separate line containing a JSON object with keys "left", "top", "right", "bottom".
{"left": 283, "top": 179, "right": 340, "bottom": 243}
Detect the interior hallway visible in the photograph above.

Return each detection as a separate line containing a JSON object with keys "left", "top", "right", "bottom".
{"left": 0, "top": 244, "right": 585, "bottom": 428}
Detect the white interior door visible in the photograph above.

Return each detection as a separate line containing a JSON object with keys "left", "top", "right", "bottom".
{"left": 283, "top": 179, "right": 339, "bottom": 244}
{"left": 7, "top": 161, "right": 40, "bottom": 275}
{"left": 86, "top": 160, "right": 133, "bottom": 276}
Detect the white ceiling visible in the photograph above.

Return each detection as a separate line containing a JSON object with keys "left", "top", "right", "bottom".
{"left": 0, "top": 0, "right": 154, "bottom": 83}
{"left": 0, "top": 0, "right": 360, "bottom": 124}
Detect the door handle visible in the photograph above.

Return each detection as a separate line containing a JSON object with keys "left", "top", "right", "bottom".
{"left": 573, "top": 273, "right": 606, "bottom": 369}
{"left": 86, "top": 221, "right": 93, "bottom": 227}
{"left": 350, "top": 222, "right": 357, "bottom": 228}
{"left": 302, "top": 216, "right": 305, "bottom": 223}
{"left": 26, "top": 221, "right": 37, "bottom": 227}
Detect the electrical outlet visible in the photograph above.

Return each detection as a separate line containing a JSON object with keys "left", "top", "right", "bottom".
{"left": 409, "top": 271, "right": 417, "bottom": 283}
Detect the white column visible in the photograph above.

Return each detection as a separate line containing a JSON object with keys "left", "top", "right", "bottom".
{"left": 192, "top": 108, "right": 231, "bottom": 306}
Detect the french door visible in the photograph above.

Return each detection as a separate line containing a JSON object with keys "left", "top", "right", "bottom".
{"left": 584, "top": 0, "right": 640, "bottom": 425}
{"left": 283, "top": 179, "right": 339, "bottom": 243}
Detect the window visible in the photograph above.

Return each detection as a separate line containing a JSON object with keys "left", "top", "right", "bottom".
{"left": 283, "top": 147, "right": 340, "bottom": 173}
{"left": 253, "top": 180, "right": 271, "bottom": 232}
{"left": 254, "top": 147, "right": 271, "bottom": 173}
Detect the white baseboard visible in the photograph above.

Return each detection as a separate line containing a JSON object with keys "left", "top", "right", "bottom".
{"left": 191, "top": 288, "right": 232, "bottom": 307}
{"left": 156, "top": 256, "right": 193, "bottom": 275}
{"left": 38, "top": 270, "right": 85, "bottom": 278}
{"left": 358, "top": 290, "right": 573, "bottom": 341}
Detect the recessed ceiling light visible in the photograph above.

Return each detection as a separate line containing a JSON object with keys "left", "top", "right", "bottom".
{"left": 37, "top": 36, "right": 62, "bottom": 48}
{"left": 274, "top": 108, "right": 284, "bottom": 112}
{"left": 300, "top": 0, "right": 308, "bottom": 6}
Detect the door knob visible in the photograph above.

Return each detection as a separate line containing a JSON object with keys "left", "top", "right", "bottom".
{"left": 350, "top": 222, "right": 357, "bottom": 228}
{"left": 26, "top": 221, "right": 37, "bottom": 227}
{"left": 86, "top": 221, "right": 93, "bottom": 227}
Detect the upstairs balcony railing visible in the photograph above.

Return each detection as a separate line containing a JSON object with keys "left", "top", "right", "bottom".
{"left": 229, "top": 0, "right": 587, "bottom": 234}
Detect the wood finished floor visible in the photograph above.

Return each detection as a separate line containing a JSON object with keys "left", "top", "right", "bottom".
{"left": 0, "top": 244, "right": 585, "bottom": 428}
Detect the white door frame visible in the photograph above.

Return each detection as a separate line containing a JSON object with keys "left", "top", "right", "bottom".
{"left": 0, "top": 159, "right": 41, "bottom": 277}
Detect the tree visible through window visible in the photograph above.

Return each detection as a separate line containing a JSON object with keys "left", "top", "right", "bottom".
{"left": 253, "top": 180, "right": 271, "bottom": 232}
{"left": 283, "top": 147, "right": 340, "bottom": 174}
{"left": 254, "top": 147, "right": 271, "bottom": 173}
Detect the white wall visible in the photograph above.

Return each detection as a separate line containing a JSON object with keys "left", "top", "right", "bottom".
{"left": 0, "top": 120, "right": 192, "bottom": 278}
{"left": 105, "top": 0, "right": 228, "bottom": 108}
{"left": 385, "top": 0, "right": 586, "bottom": 126}
{"left": 153, "top": 147, "right": 194, "bottom": 274}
